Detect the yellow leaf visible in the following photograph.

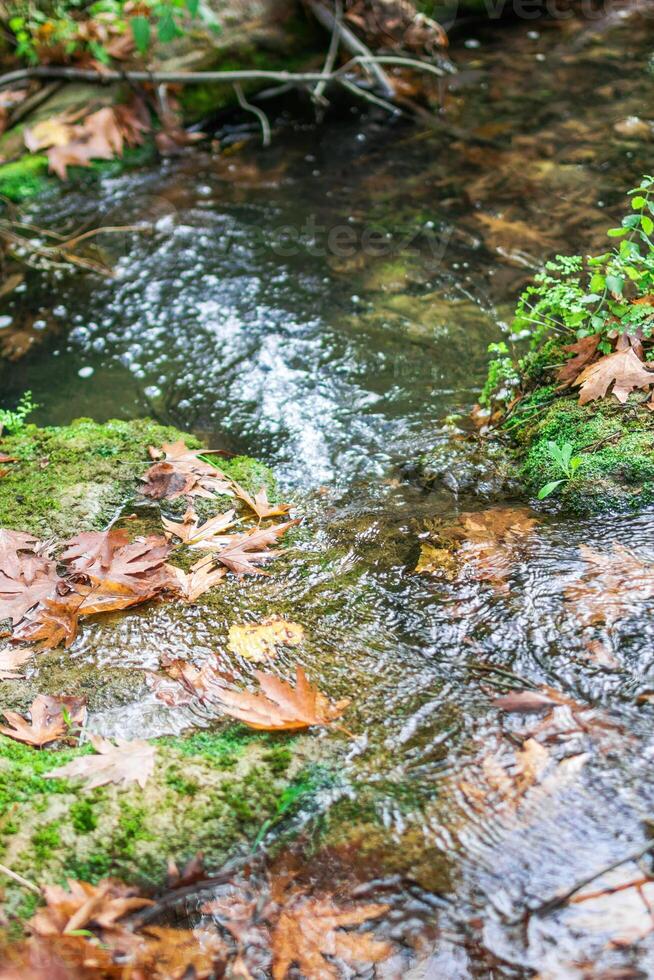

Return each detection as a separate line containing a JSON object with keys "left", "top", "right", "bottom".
{"left": 227, "top": 617, "right": 304, "bottom": 662}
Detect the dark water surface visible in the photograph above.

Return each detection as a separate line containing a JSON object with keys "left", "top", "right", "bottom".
{"left": 3, "top": 6, "right": 654, "bottom": 976}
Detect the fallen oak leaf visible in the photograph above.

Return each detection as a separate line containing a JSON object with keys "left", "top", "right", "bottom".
{"left": 227, "top": 617, "right": 305, "bottom": 662}
{"left": 46, "top": 734, "right": 156, "bottom": 790}
{"left": 216, "top": 666, "right": 350, "bottom": 732}
{"left": 0, "top": 454, "right": 17, "bottom": 464}
{"left": 573, "top": 347, "right": 654, "bottom": 404}
{"left": 0, "top": 694, "right": 86, "bottom": 747}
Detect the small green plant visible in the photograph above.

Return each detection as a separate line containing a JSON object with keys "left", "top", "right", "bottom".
{"left": 479, "top": 342, "right": 520, "bottom": 408}
{"left": 0, "top": 391, "right": 37, "bottom": 435}
{"left": 512, "top": 175, "right": 654, "bottom": 350}
{"left": 537, "top": 440, "right": 582, "bottom": 499}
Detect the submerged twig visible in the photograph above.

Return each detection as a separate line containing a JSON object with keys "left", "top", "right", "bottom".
{"left": 529, "top": 839, "right": 654, "bottom": 918}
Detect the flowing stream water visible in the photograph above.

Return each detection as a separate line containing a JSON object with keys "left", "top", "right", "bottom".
{"left": 3, "top": 6, "right": 654, "bottom": 976}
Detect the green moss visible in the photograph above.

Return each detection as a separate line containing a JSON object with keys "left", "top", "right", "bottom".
{"left": 519, "top": 338, "right": 568, "bottom": 386}
{"left": 0, "top": 155, "right": 49, "bottom": 202}
{"left": 517, "top": 394, "right": 654, "bottom": 513}
{"left": 31, "top": 822, "right": 62, "bottom": 864}
{"left": 69, "top": 799, "right": 98, "bottom": 834}
{"left": 0, "top": 729, "right": 320, "bottom": 918}
{"left": 0, "top": 417, "right": 270, "bottom": 538}
{"left": 0, "top": 417, "right": 200, "bottom": 537}
{"left": 180, "top": 17, "right": 321, "bottom": 120}
{"left": 218, "top": 455, "right": 277, "bottom": 498}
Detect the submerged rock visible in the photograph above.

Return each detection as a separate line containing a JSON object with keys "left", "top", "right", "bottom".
{"left": 0, "top": 729, "right": 323, "bottom": 923}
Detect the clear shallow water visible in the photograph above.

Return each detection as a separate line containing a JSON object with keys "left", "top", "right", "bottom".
{"left": 4, "top": 5, "right": 654, "bottom": 975}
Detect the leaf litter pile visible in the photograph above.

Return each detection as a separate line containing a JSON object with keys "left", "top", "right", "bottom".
{"left": 0, "top": 850, "right": 410, "bottom": 980}
{"left": 0, "top": 440, "right": 365, "bottom": 977}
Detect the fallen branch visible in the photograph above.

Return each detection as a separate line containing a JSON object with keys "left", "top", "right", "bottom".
{"left": 0, "top": 54, "right": 444, "bottom": 94}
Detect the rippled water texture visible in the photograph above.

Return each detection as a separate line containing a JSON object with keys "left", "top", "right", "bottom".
{"left": 4, "top": 5, "right": 654, "bottom": 976}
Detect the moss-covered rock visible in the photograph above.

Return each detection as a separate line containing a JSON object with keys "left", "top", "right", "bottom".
{"left": 0, "top": 416, "right": 274, "bottom": 539}
{"left": 0, "top": 728, "right": 322, "bottom": 923}
{"left": 516, "top": 395, "right": 654, "bottom": 515}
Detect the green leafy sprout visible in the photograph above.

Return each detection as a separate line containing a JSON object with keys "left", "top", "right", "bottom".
{"left": 537, "top": 440, "right": 582, "bottom": 499}
{"left": 0, "top": 391, "right": 37, "bottom": 436}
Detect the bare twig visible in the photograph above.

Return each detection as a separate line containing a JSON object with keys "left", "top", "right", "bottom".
{"left": 314, "top": 0, "right": 342, "bottom": 106}
{"left": 306, "top": 0, "right": 394, "bottom": 97}
{"left": 0, "top": 861, "right": 40, "bottom": 895}
{"left": 233, "top": 82, "right": 271, "bottom": 147}
{"left": 339, "top": 77, "right": 401, "bottom": 116}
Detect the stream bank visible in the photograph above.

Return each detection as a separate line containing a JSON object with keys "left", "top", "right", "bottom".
{"left": 3, "top": 3, "right": 654, "bottom": 976}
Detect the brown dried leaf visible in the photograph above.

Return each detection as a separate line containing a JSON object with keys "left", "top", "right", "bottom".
{"left": 0, "top": 934, "right": 122, "bottom": 979}
{"left": 565, "top": 544, "right": 654, "bottom": 628}
{"left": 46, "top": 734, "right": 156, "bottom": 790}
{"left": 0, "top": 529, "right": 43, "bottom": 581}
{"left": 493, "top": 690, "right": 561, "bottom": 713}
{"left": 231, "top": 482, "right": 292, "bottom": 520}
{"left": 227, "top": 617, "right": 305, "bottom": 662}
{"left": 61, "top": 531, "right": 172, "bottom": 595}
{"left": 142, "top": 441, "right": 233, "bottom": 501}
{"left": 0, "top": 695, "right": 86, "bottom": 747}
{"left": 0, "top": 646, "right": 34, "bottom": 679}
{"left": 574, "top": 348, "right": 654, "bottom": 404}
{"left": 118, "top": 925, "right": 225, "bottom": 979}
{"left": 271, "top": 896, "right": 391, "bottom": 980}
{"left": 433, "top": 506, "right": 538, "bottom": 589}
{"left": 162, "top": 507, "right": 235, "bottom": 548}
{"left": 556, "top": 333, "right": 601, "bottom": 384}
{"left": 414, "top": 542, "right": 458, "bottom": 579}
{"left": 212, "top": 520, "right": 300, "bottom": 577}
{"left": 24, "top": 114, "right": 78, "bottom": 152}
{"left": 166, "top": 557, "right": 226, "bottom": 602}
{"left": 29, "top": 878, "right": 152, "bottom": 937}
{"left": 216, "top": 666, "right": 350, "bottom": 731}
